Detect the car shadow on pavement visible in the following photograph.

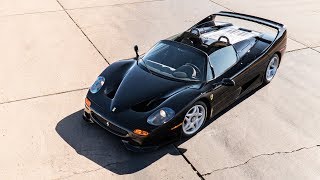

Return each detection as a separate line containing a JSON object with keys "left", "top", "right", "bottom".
{"left": 56, "top": 84, "right": 265, "bottom": 174}
{"left": 55, "top": 110, "right": 180, "bottom": 175}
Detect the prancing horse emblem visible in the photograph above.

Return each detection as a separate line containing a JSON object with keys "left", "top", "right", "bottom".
{"left": 112, "top": 107, "right": 116, "bottom": 112}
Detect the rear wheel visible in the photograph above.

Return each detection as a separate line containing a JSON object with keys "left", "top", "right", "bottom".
{"left": 263, "top": 54, "right": 280, "bottom": 84}
{"left": 182, "top": 101, "right": 207, "bottom": 137}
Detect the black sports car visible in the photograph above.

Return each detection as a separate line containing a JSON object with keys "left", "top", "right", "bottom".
{"left": 83, "top": 11, "right": 287, "bottom": 151}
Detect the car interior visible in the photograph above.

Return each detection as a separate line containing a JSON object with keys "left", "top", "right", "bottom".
{"left": 175, "top": 21, "right": 260, "bottom": 57}
{"left": 171, "top": 22, "right": 264, "bottom": 79}
{"left": 143, "top": 20, "right": 263, "bottom": 81}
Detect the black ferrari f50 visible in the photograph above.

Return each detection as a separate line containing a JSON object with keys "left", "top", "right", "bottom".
{"left": 83, "top": 11, "right": 287, "bottom": 151}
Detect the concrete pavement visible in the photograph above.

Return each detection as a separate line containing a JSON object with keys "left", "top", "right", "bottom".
{"left": 0, "top": 11, "right": 106, "bottom": 103}
{"left": 178, "top": 49, "right": 320, "bottom": 179}
{"left": 0, "top": 90, "right": 199, "bottom": 179}
{"left": 1, "top": 0, "right": 320, "bottom": 179}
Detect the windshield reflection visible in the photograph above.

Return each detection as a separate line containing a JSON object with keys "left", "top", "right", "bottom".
{"left": 141, "top": 41, "right": 207, "bottom": 81}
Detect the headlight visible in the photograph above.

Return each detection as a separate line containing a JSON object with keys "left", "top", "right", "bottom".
{"left": 147, "top": 107, "right": 175, "bottom": 126}
{"left": 90, "top": 76, "right": 105, "bottom": 94}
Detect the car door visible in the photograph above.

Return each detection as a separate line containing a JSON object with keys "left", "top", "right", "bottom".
{"left": 207, "top": 46, "right": 242, "bottom": 115}
{"left": 231, "top": 38, "right": 267, "bottom": 96}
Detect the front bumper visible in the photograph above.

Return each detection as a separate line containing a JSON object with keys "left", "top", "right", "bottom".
{"left": 122, "top": 140, "right": 159, "bottom": 152}
{"left": 83, "top": 106, "right": 164, "bottom": 152}
{"left": 83, "top": 96, "right": 184, "bottom": 151}
{"left": 86, "top": 109, "right": 129, "bottom": 137}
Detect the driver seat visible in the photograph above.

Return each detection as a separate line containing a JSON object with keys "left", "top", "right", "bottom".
{"left": 181, "top": 38, "right": 194, "bottom": 46}
{"left": 189, "top": 37, "right": 208, "bottom": 51}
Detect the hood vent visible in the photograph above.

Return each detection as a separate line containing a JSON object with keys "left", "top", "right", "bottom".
{"left": 104, "top": 86, "right": 118, "bottom": 99}
{"left": 131, "top": 97, "right": 167, "bottom": 112}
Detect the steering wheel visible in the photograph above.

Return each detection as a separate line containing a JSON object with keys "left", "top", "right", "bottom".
{"left": 218, "top": 36, "right": 230, "bottom": 45}
{"left": 190, "top": 28, "right": 201, "bottom": 37}
{"left": 185, "top": 63, "right": 201, "bottom": 78}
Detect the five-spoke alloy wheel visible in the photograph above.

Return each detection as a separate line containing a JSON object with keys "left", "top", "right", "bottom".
{"left": 264, "top": 54, "right": 280, "bottom": 84}
{"left": 182, "top": 101, "right": 207, "bottom": 137}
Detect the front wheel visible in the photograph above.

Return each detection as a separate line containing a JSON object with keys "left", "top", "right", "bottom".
{"left": 182, "top": 101, "right": 207, "bottom": 137}
{"left": 263, "top": 54, "right": 280, "bottom": 84}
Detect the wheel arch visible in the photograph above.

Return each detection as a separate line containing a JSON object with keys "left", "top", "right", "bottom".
{"left": 274, "top": 51, "right": 282, "bottom": 65}
{"left": 198, "top": 97, "right": 212, "bottom": 120}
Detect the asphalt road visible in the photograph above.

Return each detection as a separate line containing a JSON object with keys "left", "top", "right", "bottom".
{"left": 1, "top": 0, "right": 320, "bottom": 179}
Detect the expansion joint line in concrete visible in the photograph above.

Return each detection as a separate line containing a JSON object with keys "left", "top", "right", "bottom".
{"left": 0, "top": 87, "right": 89, "bottom": 105}
{"left": 55, "top": 0, "right": 111, "bottom": 65}
{"left": 173, "top": 145, "right": 205, "bottom": 180}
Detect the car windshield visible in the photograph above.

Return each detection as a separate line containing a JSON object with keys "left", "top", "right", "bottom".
{"left": 141, "top": 40, "right": 207, "bottom": 81}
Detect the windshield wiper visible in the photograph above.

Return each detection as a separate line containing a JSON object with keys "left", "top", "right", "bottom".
{"left": 141, "top": 59, "right": 153, "bottom": 75}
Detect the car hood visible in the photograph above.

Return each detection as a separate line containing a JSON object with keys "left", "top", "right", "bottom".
{"left": 109, "top": 64, "right": 191, "bottom": 112}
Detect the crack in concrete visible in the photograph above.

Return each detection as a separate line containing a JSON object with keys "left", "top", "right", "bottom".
{"left": 53, "top": 161, "right": 122, "bottom": 180}
{"left": 0, "top": 87, "right": 88, "bottom": 105}
{"left": 201, "top": 145, "right": 320, "bottom": 176}
{"left": 54, "top": 167, "right": 104, "bottom": 180}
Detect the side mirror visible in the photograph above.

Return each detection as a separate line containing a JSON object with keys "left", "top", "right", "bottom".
{"left": 221, "top": 78, "right": 235, "bottom": 86}
{"left": 134, "top": 45, "right": 139, "bottom": 60}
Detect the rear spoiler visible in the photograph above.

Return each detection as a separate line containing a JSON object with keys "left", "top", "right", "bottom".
{"left": 192, "top": 11, "right": 286, "bottom": 33}
{"left": 215, "top": 11, "right": 285, "bottom": 31}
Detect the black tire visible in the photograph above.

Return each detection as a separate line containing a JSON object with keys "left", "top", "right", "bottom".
{"left": 263, "top": 54, "right": 280, "bottom": 84}
{"left": 181, "top": 101, "right": 207, "bottom": 137}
